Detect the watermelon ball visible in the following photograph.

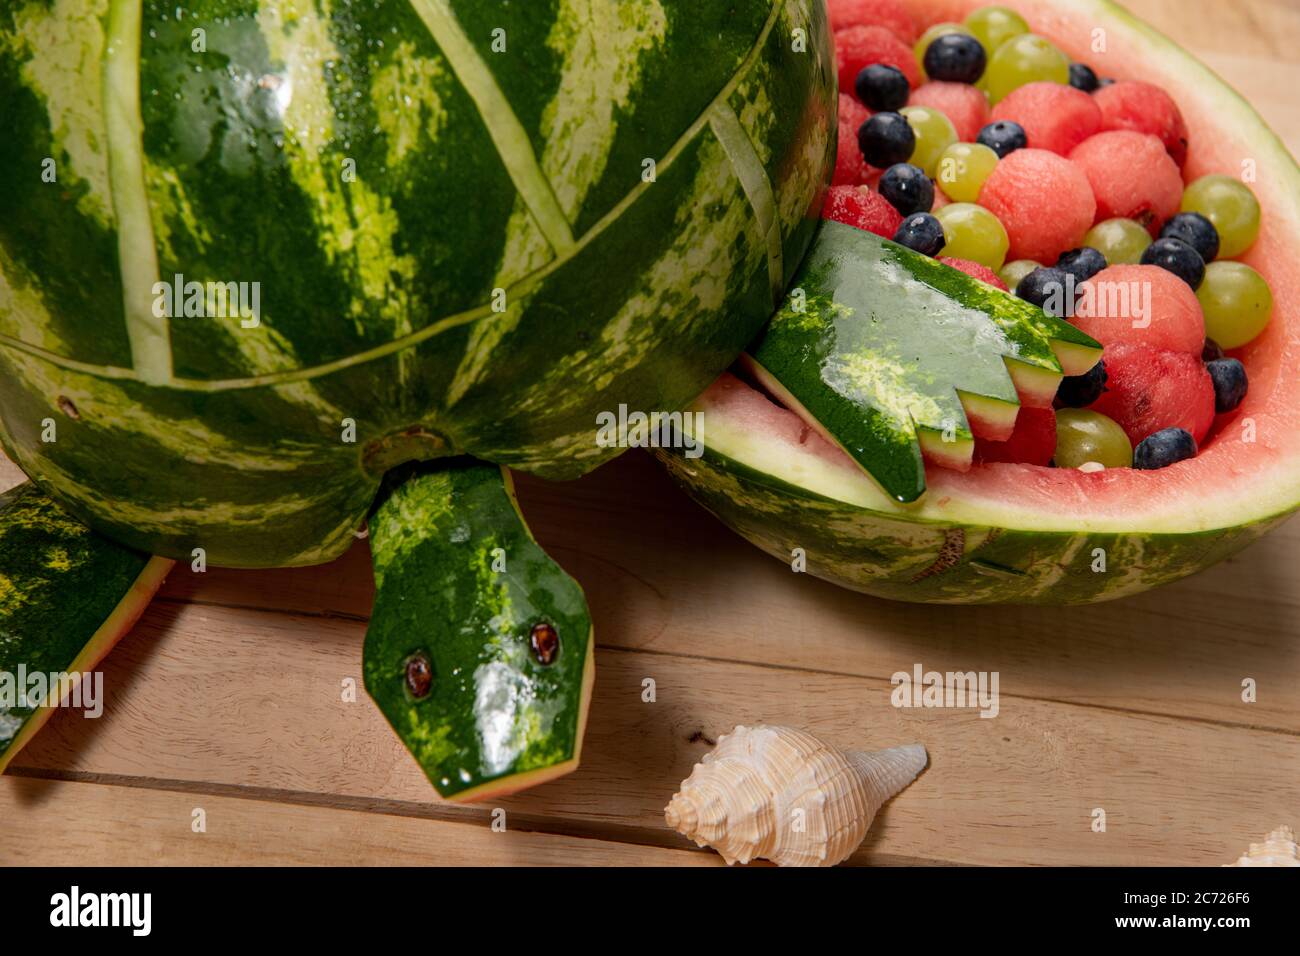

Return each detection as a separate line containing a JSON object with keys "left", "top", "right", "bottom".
{"left": 999, "top": 258, "right": 1042, "bottom": 292}
{"left": 908, "top": 81, "right": 990, "bottom": 142}
{"left": 1202, "top": 338, "right": 1225, "bottom": 363}
{"left": 1090, "top": 344, "right": 1215, "bottom": 446}
{"left": 1160, "top": 211, "right": 1219, "bottom": 263}
{"left": 1181, "top": 175, "right": 1261, "bottom": 259}
{"left": 835, "top": 25, "right": 922, "bottom": 95}
{"left": 1055, "top": 358, "right": 1108, "bottom": 408}
{"left": 923, "top": 33, "right": 987, "bottom": 84}
{"left": 1197, "top": 261, "right": 1272, "bottom": 348}
{"left": 977, "top": 119, "right": 1027, "bottom": 158}
{"left": 1016, "top": 266, "right": 1073, "bottom": 317}
{"left": 939, "top": 256, "right": 1009, "bottom": 290}
{"left": 935, "top": 142, "right": 998, "bottom": 203}
{"left": 1133, "top": 427, "right": 1198, "bottom": 470}
{"left": 1056, "top": 246, "right": 1107, "bottom": 284}
{"left": 990, "top": 82, "right": 1102, "bottom": 157}
{"left": 899, "top": 105, "right": 957, "bottom": 177}
{"left": 1069, "top": 131, "right": 1182, "bottom": 234}
{"left": 1083, "top": 217, "right": 1152, "bottom": 265}
{"left": 1205, "top": 358, "right": 1248, "bottom": 413}
{"left": 828, "top": 0, "right": 918, "bottom": 44}
{"left": 1068, "top": 63, "right": 1100, "bottom": 93}
{"left": 1140, "top": 236, "right": 1205, "bottom": 290}
{"left": 893, "top": 212, "right": 946, "bottom": 256}
{"left": 833, "top": 95, "right": 874, "bottom": 186}
{"left": 855, "top": 64, "right": 910, "bottom": 112}
{"left": 879, "top": 163, "right": 934, "bottom": 216}
{"left": 1072, "top": 264, "right": 1205, "bottom": 355}
{"left": 978, "top": 148, "right": 1096, "bottom": 263}
{"left": 823, "top": 184, "right": 904, "bottom": 239}
{"left": 974, "top": 405, "right": 1056, "bottom": 466}
{"left": 858, "top": 111, "right": 915, "bottom": 169}
{"left": 934, "top": 202, "right": 1009, "bottom": 271}
{"left": 1093, "top": 80, "right": 1189, "bottom": 167}
{"left": 1054, "top": 408, "right": 1132, "bottom": 469}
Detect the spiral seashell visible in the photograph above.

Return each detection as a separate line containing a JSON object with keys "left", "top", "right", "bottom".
{"left": 1224, "top": 825, "right": 1299, "bottom": 867}
{"left": 664, "top": 724, "right": 927, "bottom": 867}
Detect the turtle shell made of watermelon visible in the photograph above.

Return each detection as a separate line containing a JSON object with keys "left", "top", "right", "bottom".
{"left": 0, "top": 0, "right": 835, "bottom": 567}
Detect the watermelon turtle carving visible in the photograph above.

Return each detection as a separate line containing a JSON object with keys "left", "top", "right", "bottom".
{"left": 0, "top": 0, "right": 836, "bottom": 799}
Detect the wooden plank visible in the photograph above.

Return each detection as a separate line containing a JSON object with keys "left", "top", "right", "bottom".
{"left": 0, "top": 777, "right": 719, "bottom": 867}
{"left": 159, "top": 452, "right": 1300, "bottom": 734}
{"left": 8, "top": 598, "right": 1294, "bottom": 866}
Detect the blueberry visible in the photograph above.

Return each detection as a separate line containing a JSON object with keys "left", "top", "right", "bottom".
{"left": 1133, "top": 427, "right": 1197, "bottom": 469}
{"left": 855, "top": 64, "right": 910, "bottom": 112}
{"left": 1205, "top": 358, "right": 1248, "bottom": 413}
{"left": 1140, "top": 236, "right": 1205, "bottom": 289}
{"left": 1056, "top": 246, "right": 1107, "bottom": 284}
{"left": 976, "top": 120, "right": 1027, "bottom": 159}
{"left": 878, "top": 163, "right": 934, "bottom": 216}
{"left": 1160, "top": 211, "right": 1220, "bottom": 263}
{"left": 923, "top": 34, "right": 986, "bottom": 84}
{"left": 1055, "top": 359, "right": 1107, "bottom": 408}
{"left": 1068, "top": 63, "right": 1100, "bottom": 92}
{"left": 893, "top": 213, "right": 946, "bottom": 257}
{"left": 858, "top": 112, "right": 915, "bottom": 169}
{"left": 1201, "top": 338, "right": 1225, "bottom": 363}
{"left": 1016, "top": 266, "right": 1073, "bottom": 317}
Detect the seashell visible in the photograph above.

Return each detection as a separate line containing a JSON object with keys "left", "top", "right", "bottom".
{"left": 1224, "top": 825, "right": 1300, "bottom": 867}
{"left": 664, "top": 724, "right": 927, "bottom": 867}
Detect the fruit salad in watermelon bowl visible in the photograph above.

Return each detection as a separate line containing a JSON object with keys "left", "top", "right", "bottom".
{"left": 660, "top": 0, "right": 1300, "bottom": 604}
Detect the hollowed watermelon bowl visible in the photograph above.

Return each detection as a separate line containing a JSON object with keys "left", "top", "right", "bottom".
{"left": 660, "top": 0, "right": 1300, "bottom": 604}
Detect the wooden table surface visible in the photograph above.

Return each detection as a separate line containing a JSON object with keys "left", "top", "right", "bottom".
{"left": 2, "top": 0, "right": 1297, "bottom": 867}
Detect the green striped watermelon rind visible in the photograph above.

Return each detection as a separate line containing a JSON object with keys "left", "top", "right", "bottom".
{"left": 0, "top": 483, "right": 172, "bottom": 770}
{"left": 746, "top": 221, "right": 1099, "bottom": 504}
{"left": 657, "top": 426, "right": 1288, "bottom": 605}
{"left": 0, "top": 0, "right": 835, "bottom": 570}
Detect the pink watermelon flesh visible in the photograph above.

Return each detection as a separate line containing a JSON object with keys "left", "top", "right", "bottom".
{"left": 1072, "top": 264, "right": 1205, "bottom": 354}
{"left": 1070, "top": 130, "right": 1183, "bottom": 233}
{"left": 823, "top": 184, "right": 904, "bottom": 238}
{"left": 834, "top": 94, "right": 874, "bottom": 186}
{"left": 828, "top": 0, "right": 919, "bottom": 43}
{"left": 909, "top": 81, "right": 990, "bottom": 142}
{"left": 1093, "top": 79, "right": 1190, "bottom": 167}
{"left": 974, "top": 406, "right": 1058, "bottom": 466}
{"left": 835, "top": 24, "right": 923, "bottom": 94}
{"left": 940, "top": 256, "right": 1009, "bottom": 290}
{"left": 990, "top": 81, "right": 1102, "bottom": 156}
{"left": 978, "top": 148, "right": 1097, "bottom": 262}
{"left": 1089, "top": 344, "right": 1216, "bottom": 446}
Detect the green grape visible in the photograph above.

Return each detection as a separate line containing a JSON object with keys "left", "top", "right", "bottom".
{"left": 1181, "top": 175, "right": 1261, "bottom": 258}
{"left": 999, "top": 259, "right": 1042, "bottom": 292}
{"left": 984, "top": 34, "right": 1070, "bottom": 103}
{"left": 1196, "top": 260, "right": 1272, "bottom": 348}
{"left": 935, "top": 202, "right": 1009, "bottom": 270}
{"left": 964, "top": 6, "right": 1029, "bottom": 56}
{"left": 899, "top": 105, "right": 957, "bottom": 178}
{"left": 915, "top": 22, "right": 973, "bottom": 79}
{"left": 1082, "top": 218, "right": 1152, "bottom": 265}
{"left": 935, "top": 142, "right": 999, "bottom": 203}
{"left": 1054, "top": 409, "right": 1133, "bottom": 469}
